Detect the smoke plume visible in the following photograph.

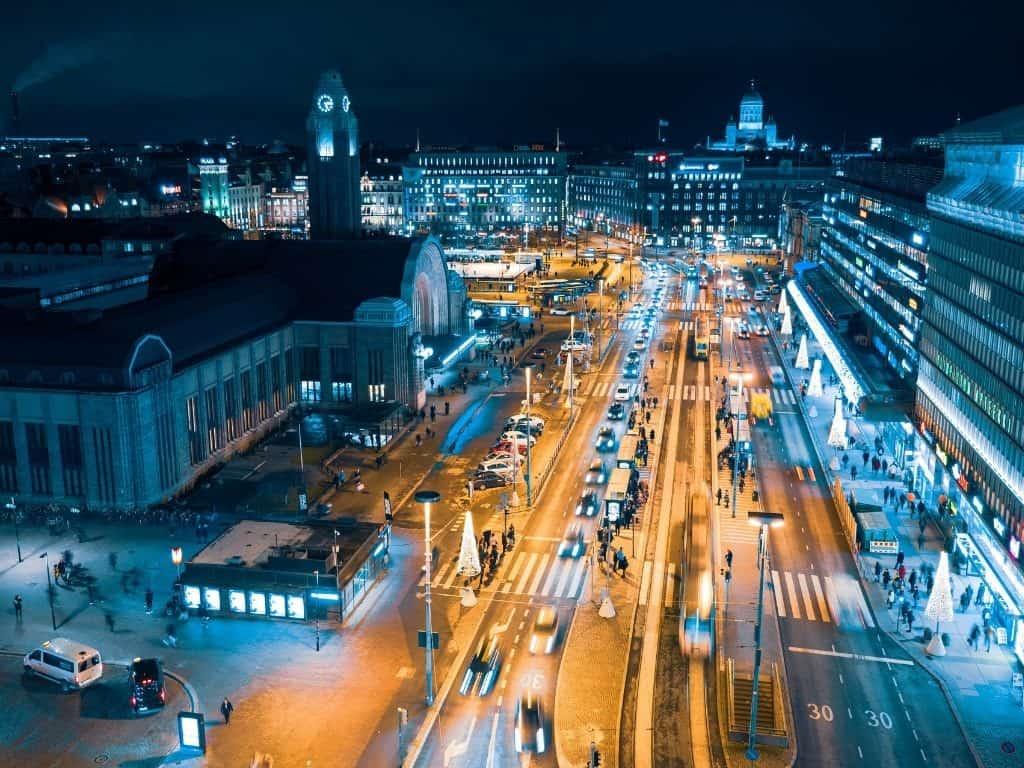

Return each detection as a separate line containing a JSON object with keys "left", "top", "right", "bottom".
{"left": 14, "top": 36, "right": 121, "bottom": 92}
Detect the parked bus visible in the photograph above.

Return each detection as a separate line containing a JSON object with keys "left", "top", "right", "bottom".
{"left": 694, "top": 316, "right": 710, "bottom": 360}
{"left": 616, "top": 433, "right": 640, "bottom": 470}
{"left": 604, "top": 466, "right": 635, "bottom": 523}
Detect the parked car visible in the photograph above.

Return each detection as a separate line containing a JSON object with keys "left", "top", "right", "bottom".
{"left": 129, "top": 657, "right": 166, "bottom": 715}
{"left": 23, "top": 638, "right": 103, "bottom": 692}
{"left": 506, "top": 415, "right": 545, "bottom": 433}
{"left": 472, "top": 471, "right": 511, "bottom": 490}
{"left": 499, "top": 430, "right": 537, "bottom": 447}
{"left": 550, "top": 307, "right": 571, "bottom": 316}
{"left": 478, "top": 458, "right": 516, "bottom": 475}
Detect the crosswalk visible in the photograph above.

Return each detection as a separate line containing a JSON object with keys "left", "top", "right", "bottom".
{"left": 743, "top": 386, "right": 798, "bottom": 406}
{"left": 585, "top": 380, "right": 617, "bottom": 398}
{"left": 426, "top": 550, "right": 590, "bottom": 601}
{"left": 769, "top": 570, "right": 876, "bottom": 628}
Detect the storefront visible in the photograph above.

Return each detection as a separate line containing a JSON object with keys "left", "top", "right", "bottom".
{"left": 180, "top": 519, "right": 390, "bottom": 624}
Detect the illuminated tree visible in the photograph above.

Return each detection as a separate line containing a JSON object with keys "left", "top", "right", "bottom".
{"left": 795, "top": 333, "right": 809, "bottom": 369}
{"left": 778, "top": 289, "right": 789, "bottom": 316}
{"left": 807, "top": 358, "right": 824, "bottom": 397}
{"left": 457, "top": 510, "right": 481, "bottom": 577}
{"left": 563, "top": 347, "right": 574, "bottom": 409}
{"left": 925, "top": 552, "right": 954, "bottom": 657}
{"left": 827, "top": 396, "right": 847, "bottom": 449}
{"left": 780, "top": 307, "right": 793, "bottom": 336}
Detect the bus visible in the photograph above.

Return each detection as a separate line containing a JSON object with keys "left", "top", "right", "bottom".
{"left": 616, "top": 433, "right": 640, "bottom": 470}
{"left": 694, "top": 316, "right": 710, "bottom": 360}
{"left": 605, "top": 466, "right": 635, "bottom": 524}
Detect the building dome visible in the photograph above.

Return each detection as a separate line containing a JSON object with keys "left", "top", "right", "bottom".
{"left": 740, "top": 80, "right": 763, "bottom": 107}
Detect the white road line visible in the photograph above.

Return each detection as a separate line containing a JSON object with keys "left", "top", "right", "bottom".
{"left": 514, "top": 553, "right": 539, "bottom": 594}
{"left": 811, "top": 575, "right": 831, "bottom": 623}
{"left": 430, "top": 562, "right": 450, "bottom": 587}
{"left": 823, "top": 576, "right": 842, "bottom": 627}
{"left": 772, "top": 570, "right": 786, "bottom": 617}
{"left": 787, "top": 646, "right": 914, "bottom": 665}
{"left": 785, "top": 571, "right": 802, "bottom": 619}
{"left": 794, "top": 465, "right": 804, "bottom": 481}
{"left": 639, "top": 560, "right": 653, "bottom": 606}
{"left": 507, "top": 552, "right": 526, "bottom": 583}
{"left": 665, "top": 563, "right": 677, "bottom": 608}
{"left": 566, "top": 559, "right": 587, "bottom": 599}
{"left": 704, "top": 385, "right": 711, "bottom": 400}
{"left": 553, "top": 558, "right": 575, "bottom": 597}
{"left": 540, "top": 557, "right": 561, "bottom": 596}
{"left": 528, "top": 554, "right": 550, "bottom": 596}
{"left": 798, "top": 573, "right": 817, "bottom": 620}
{"left": 851, "top": 581, "right": 877, "bottom": 628}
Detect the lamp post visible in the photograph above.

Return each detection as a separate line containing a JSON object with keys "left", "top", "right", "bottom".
{"left": 170, "top": 546, "right": 183, "bottom": 582}
{"left": 40, "top": 552, "right": 56, "bottom": 631}
{"left": 416, "top": 490, "right": 441, "bottom": 706}
{"left": 746, "top": 511, "right": 784, "bottom": 761}
{"left": 524, "top": 364, "right": 535, "bottom": 507}
{"left": 6, "top": 497, "right": 21, "bottom": 563}
{"left": 297, "top": 411, "right": 308, "bottom": 514}
{"left": 596, "top": 278, "right": 605, "bottom": 359}
{"left": 314, "top": 569, "right": 320, "bottom": 652}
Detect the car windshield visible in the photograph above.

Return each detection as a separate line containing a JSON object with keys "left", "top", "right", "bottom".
{"left": 535, "top": 608, "right": 556, "bottom": 630}
{"left": 133, "top": 659, "right": 159, "bottom": 681}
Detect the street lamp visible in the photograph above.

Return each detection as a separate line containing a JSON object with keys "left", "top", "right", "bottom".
{"left": 40, "top": 552, "right": 57, "bottom": 631}
{"left": 596, "top": 278, "right": 605, "bottom": 358}
{"left": 170, "top": 546, "right": 183, "bottom": 581}
{"left": 523, "top": 363, "right": 535, "bottom": 508}
{"left": 746, "top": 510, "right": 784, "bottom": 762}
{"left": 6, "top": 497, "right": 21, "bottom": 563}
{"left": 416, "top": 490, "right": 441, "bottom": 706}
{"left": 728, "top": 372, "right": 750, "bottom": 519}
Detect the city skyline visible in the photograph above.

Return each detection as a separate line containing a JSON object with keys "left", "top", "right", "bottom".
{"left": 3, "top": 0, "right": 1022, "bottom": 147}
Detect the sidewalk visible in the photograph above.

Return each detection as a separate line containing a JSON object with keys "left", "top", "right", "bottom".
{"left": 775, "top": 316, "right": 1024, "bottom": 768}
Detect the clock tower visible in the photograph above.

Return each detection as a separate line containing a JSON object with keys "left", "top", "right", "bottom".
{"left": 306, "top": 69, "right": 361, "bottom": 240}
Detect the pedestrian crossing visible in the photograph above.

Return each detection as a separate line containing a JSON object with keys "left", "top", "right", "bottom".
{"left": 585, "top": 380, "right": 617, "bottom": 398}
{"left": 743, "top": 387, "right": 798, "bottom": 406}
{"left": 425, "top": 550, "right": 591, "bottom": 601}
{"left": 768, "top": 570, "right": 876, "bottom": 628}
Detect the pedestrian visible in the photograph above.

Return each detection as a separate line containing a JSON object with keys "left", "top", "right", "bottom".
{"left": 725, "top": 549, "right": 734, "bottom": 569}
{"left": 715, "top": 425, "right": 721, "bottom": 441}
{"left": 959, "top": 591, "right": 970, "bottom": 613}
{"left": 905, "top": 610, "right": 914, "bottom": 632}
{"left": 984, "top": 625, "right": 994, "bottom": 652}
{"left": 429, "top": 405, "right": 436, "bottom": 423}
{"left": 841, "top": 453, "right": 850, "bottom": 468}
{"left": 105, "top": 611, "right": 115, "bottom": 633}
{"left": 886, "top": 589, "right": 895, "bottom": 609}
{"left": 965, "top": 583, "right": 974, "bottom": 606}
{"left": 13, "top": 594, "right": 22, "bottom": 622}
{"left": 508, "top": 524, "right": 516, "bottom": 548}
{"left": 968, "top": 624, "right": 980, "bottom": 650}
{"left": 716, "top": 488, "right": 723, "bottom": 505}
{"left": 975, "top": 582, "right": 986, "bottom": 606}
{"left": 881, "top": 458, "right": 888, "bottom": 474}
{"left": 909, "top": 570, "right": 917, "bottom": 589}
{"left": 882, "top": 569, "right": 891, "bottom": 588}
{"left": 501, "top": 531, "right": 508, "bottom": 553}
{"left": 926, "top": 573, "right": 935, "bottom": 594}
{"left": 911, "top": 583, "right": 920, "bottom": 607}
{"left": 163, "top": 623, "right": 177, "bottom": 647}
{"left": 108, "top": 552, "right": 118, "bottom": 572}
{"left": 862, "top": 450, "right": 869, "bottom": 467}
{"left": 874, "top": 561, "right": 882, "bottom": 582}
{"left": 851, "top": 465, "right": 858, "bottom": 480}
{"left": 897, "top": 563, "right": 906, "bottom": 582}
{"left": 444, "top": 401, "right": 450, "bottom": 416}
{"left": 221, "top": 697, "right": 235, "bottom": 724}
{"left": 896, "top": 550, "right": 905, "bottom": 567}
{"left": 145, "top": 588, "right": 154, "bottom": 614}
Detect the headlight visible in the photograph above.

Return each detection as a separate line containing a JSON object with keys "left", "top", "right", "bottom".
{"left": 537, "top": 727, "right": 546, "bottom": 753}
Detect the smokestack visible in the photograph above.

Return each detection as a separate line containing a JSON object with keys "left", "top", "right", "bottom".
{"left": 9, "top": 91, "right": 20, "bottom": 136}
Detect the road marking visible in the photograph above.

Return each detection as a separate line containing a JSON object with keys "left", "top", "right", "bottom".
{"left": 443, "top": 564, "right": 461, "bottom": 589}
{"left": 431, "top": 562, "right": 452, "bottom": 588}
{"left": 443, "top": 714, "right": 476, "bottom": 767}
{"left": 807, "top": 466, "right": 816, "bottom": 482}
{"left": 528, "top": 554, "right": 549, "bottom": 595}
{"left": 665, "top": 562, "right": 677, "bottom": 608}
{"left": 515, "top": 553, "right": 539, "bottom": 594}
{"left": 540, "top": 556, "right": 561, "bottom": 596}
{"left": 567, "top": 558, "right": 588, "bottom": 598}
{"left": 785, "top": 572, "right": 801, "bottom": 619}
{"left": 553, "top": 558, "right": 575, "bottom": 597}
{"left": 507, "top": 553, "right": 526, "bottom": 583}
{"left": 794, "top": 465, "right": 804, "bottom": 481}
{"left": 823, "top": 576, "right": 841, "bottom": 627}
{"left": 639, "top": 560, "right": 653, "bottom": 606}
{"left": 484, "top": 711, "right": 501, "bottom": 768}
{"left": 921, "top": 748, "right": 928, "bottom": 762}
{"left": 772, "top": 570, "right": 786, "bottom": 617}
{"left": 857, "top": 745, "right": 863, "bottom": 759}
{"left": 811, "top": 575, "right": 831, "bottom": 622}
{"left": 851, "top": 581, "right": 877, "bottom": 628}
{"left": 788, "top": 646, "right": 914, "bottom": 665}
{"left": 798, "top": 573, "right": 816, "bottom": 620}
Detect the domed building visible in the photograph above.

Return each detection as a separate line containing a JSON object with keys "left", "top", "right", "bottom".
{"left": 707, "top": 80, "right": 795, "bottom": 152}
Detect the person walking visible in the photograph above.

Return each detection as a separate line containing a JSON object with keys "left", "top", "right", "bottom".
{"left": 221, "top": 697, "right": 235, "bottom": 724}
{"left": 882, "top": 569, "right": 891, "bottom": 589}
{"left": 965, "top": 583, "right": 974, "bottom": 607}
{"left": 145, "top": 588, "right": 154, "bottom": 615}
{"left": 968, "top": 624, "right": 980, "bottom": 650}
{"left": 105, "top": 611, "right": 115, "bottom": 633}
{"left": 716, "top": 488, "right": 723, "bottom": 505}
{"left": 725, "top": 550, "right": 733, "bottom": 569}
{"left": 13, "top": 594, "right": 22, "bottom": 622}
{"left": 975, "top": 581, "right": 987, "bottom": 606}
{"left": 886, "top": 589, "right": 895, "bottom": 609}
{"left": 984, "top": 625, "right": 994, "bottom": 652}
{"left": 959, "top": 591, "right": 970, "bottom": 613}
{"left": 874, "top": 561, "right": 882, "bottom": 582}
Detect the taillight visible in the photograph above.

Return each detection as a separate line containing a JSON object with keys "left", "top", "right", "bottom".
{"left": 160, "top": 689, "right": 166, "bottom": 702}
{"left": 130, "top": 696, "right": 136, "bottom": 707}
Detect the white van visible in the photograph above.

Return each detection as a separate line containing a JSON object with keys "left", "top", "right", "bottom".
{"left": 24, "top": 638, "right": 103, "bottom": 691}
{"left": 769, "top": 366, "right": 786, "bottom": 387}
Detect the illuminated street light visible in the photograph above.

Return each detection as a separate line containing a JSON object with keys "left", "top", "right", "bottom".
{"left": 171, "top": 546, "right": 183, "bottom": 581}
{"left": 416, "top": 490, "right": 441, "bottom": 706}
{"left": 524, "top": 363, "right": 535, "bottom": 508}
{"left": 746, "top": 510, "right": 784, "bottom": 761}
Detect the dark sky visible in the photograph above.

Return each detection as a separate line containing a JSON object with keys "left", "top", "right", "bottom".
{"left": 3, "top": 0, "right": 1023, "bottom": 149}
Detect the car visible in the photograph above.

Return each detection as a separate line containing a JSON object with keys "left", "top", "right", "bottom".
{"left": 129, "top": 657, "right": 166, "bottom": 715}
{"left": 595, "top": 426, "right": 616, "bottom": 452}
{"left": 623, "top": 363, "right": 640, "bottom": 379}
{"left": 608, "top": 402, "right": 625, "bottom": 420}
{"left": 753, "top": 290, "right": 768, "bottom": 302}
{"left": 499, "top": 430, "right": 537, "bottom": 447}
{"left": 769, "top": 283, "right": 782, "bottom": 294}
{"left": 575, "top": 490, "right": 599, "bottom": 517}
{"left": 487, "top": 447, "right": 524, "bottom": 463}
{"left": 478, "top": 458, "right": 517, "bottom": 475}
{"left": 614, "top": 383, "right": 633, "bottom": 401}
{"left": 550, "top": 307, "right": 571, "bottom": 316}
{"left": 472, "top": 471, "right": 511, "bottom": 490}
{"left": 756, "top": 324, "right": 770, "bottom": 336}
{"left": 515, "top": 692, "right": 546, "bottom": 754}
{"left": 460, "top": 629, "right": 502, "bottom": 696}
{"left": 585, "top": 458, "right": 607, "bottom": 484}
{"left": 736, "top": 322, "right": 751, "bottom": 340}
{"left": 506, "top": 415, "right": 545, "bottom": 433}
{"left": 559, "top": 524, "right": 586, "bottom": 558}
{"left": 633, "top": 338, "right": 646, "bottom": 350}
{"left": 530, "top": 348, "right": 548, "bottom": 359}
{"left": 626, "top": 350, "right": 641, "bottom": 363}
{"left": 529, "top": 607, "right": 559, "bottom": 655}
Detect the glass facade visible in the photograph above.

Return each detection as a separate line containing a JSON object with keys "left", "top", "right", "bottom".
{"left": 568, "top": 163, "right": 637, "bottom": 236}
{"left": 403, "top": 149, "right": 567, "bottom": 238}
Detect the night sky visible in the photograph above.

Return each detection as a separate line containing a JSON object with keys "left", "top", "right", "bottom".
{"left": 3, "top": 0, "right": 1022, "bottom": 149}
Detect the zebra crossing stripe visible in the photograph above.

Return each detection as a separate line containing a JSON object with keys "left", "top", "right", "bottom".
{"left": 794, "top": 466, "right": 804, "bottom": 481}
{"left": 784, "top": 572, "right": 801, "bottom": 619}
{"left": 428, "top": 562, "right": 449, "bottom": 588}
{"left": 539, "top": 556, "right": 561, "bottom": 596}
{"left": 443, "top": 563, "right": 461, "bottom": 589}
{"left": 704, "top": 385, "right": 711, "bottom": 400}
{"left": 797, "top": 573, "right": 816, "bottom": 620}
{"left": 811, "top": 575, "right": 831, "bottom": 622}
{"left": 772, "top": 570, "right": 786, "bottom": 617}
{"left": 553, "top": 559, "right": 575, "bottom": 597}
{"left": 807, "top": 467, "right": 816, "bottom": 482}
{"left": 850, "top": 580, "right": 876, "bottom": 628}
{"left": 567, "top": 559, "right": 588, "bottom": 598}
{"left": 823, "top": 576, "right": 841, "bottom": 625}
{"left": 528, "top": 554, "right": 550, "bottom": 596}
{"left": 515, "top": 553, "right": 538, "bottom": 594}
{"left": 507, "top": 552, "right": 526, "bottom": 583}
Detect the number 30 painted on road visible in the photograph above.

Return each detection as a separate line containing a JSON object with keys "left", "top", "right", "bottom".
{"left": 807, "top": 703, "right": 834, "bottom": 721}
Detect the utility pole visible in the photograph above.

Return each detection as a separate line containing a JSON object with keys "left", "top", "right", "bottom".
{"left": 417, "top": 490, "right": 441, "bottom": 706}
{"left": 524, "top": 364, "right": 535, "bottom": 507}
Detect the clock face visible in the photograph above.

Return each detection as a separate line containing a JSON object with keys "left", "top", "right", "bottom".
{"left": 317, "top": 94, "right": 334, "bottom": 113}
{"left": 341, "top": 95, "right": 351, "bottom": 113}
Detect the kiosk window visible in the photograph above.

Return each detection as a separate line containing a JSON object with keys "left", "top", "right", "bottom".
{"left": 248, "top": 592, "right": 266, "bottom": 615}
{"left": 269, "top": 594, "right": 286, "bottom": 617}
{"left": 287, "top": 595, "right": 305, "bottom": 619}
{"left": 228, "top": 590, "right": 246, "bottom": 613}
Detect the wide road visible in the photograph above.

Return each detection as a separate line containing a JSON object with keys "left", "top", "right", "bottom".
{"left": 409, "top": 264, "right": 664, "bottom": 767}
{"left": 725, "top": 258, "right": 974, "bottom": 768}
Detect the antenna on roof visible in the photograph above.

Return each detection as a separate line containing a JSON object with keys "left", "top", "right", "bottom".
{"left": 555, "top": 127, "right": 562, "bottom": 152}
{"left": 415, "top": 128, "right": 421, "bottom": 153}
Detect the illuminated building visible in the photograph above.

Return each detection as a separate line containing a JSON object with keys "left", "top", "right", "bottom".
{"left": 568, "top": 160, "right": 638, "bottom": 237}
{"left": 306, "top": 70, "right": 361, "bottom": 240}
{"left": 706, "top": 81, "right": 795, "bottom": 152}
{"left": 819, "top": 153, "right": 942, "bottom": 384}
{"left": 199, "top": 156, "right": 229, "bottom": 219}
{"left": 227, "top": 182, "right": 264, "bottom": 232}
{"left": 265, "top": 179, "right": 308, "bottom": 237}
{"left": 361, "top": 157, "right": 404, "bottom": 234}
{"left": 915, "top": 106, "right": 1024, "bottom": 585}
{"left": 403, "top": 147, "right": 567, "bottom": 239}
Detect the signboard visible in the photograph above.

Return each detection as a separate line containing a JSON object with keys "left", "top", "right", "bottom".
{"left": 177, "top": 711, "right": 207, "bottom": 752}
{"left": 383, "top": 492, "right": 393, "bottom": 522}
{"left": 606, "top": 500, "right": 621, "bottom": 523}
{"left": 298, "top": 493, "right": 308, "bottom": 512}
{"left": 868, "top": 539, "right": 899, "bottom": 555}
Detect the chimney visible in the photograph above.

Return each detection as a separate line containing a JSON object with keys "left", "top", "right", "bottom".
{"left": 9, "top": 91, "right": 20, "bottom": 137}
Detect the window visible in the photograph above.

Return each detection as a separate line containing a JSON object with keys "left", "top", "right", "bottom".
{"left": 25, "top": 423, "right": 51, "bottom": 495}
{"left": 300, "top": 347, "right": 321, "bottom": 403}
{"left": 0, "top": 421, "right": 17, "bottom": 493}
{"left": 248, "top": 592, "right": 266, "bottom": 615}
{"left": 203, "top": 588, "right": 221, "bottom": 611}
{"left": 58, "top": 425, "right": 84, "bottom": 497}
{"left": 205, "top": 387, "right": 220, "bottom": 454}
{"left": 256, "top": 362, "right": 268, "bottom": 422}
{"left": 185, "top": 396, "right": 203, "bottom": 465}
{"left": 270, "top": 354, "right": 282, "bottom": 411}
{"left": 268, "top": 594, "right": 286, "bottom": 617}
{"left": 228, "top": 590, "right": 246, "bottom": 613}
{"left": 224, "top": 377, "right": 238, "bottom": 442}
{"left": 240, "top": 370, "right": 254, "bottom": 431}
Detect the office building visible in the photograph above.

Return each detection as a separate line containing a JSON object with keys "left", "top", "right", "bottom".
{"left": 227, "top": 182, "right": 265, "bottom": 232}
{"left": 199, "top": 156, "right": 229, "bottom": 219}
{"left": 403, "top": 147, "right": 567, "bottom": 240}
{"left": 306, "top": 70, "right": 361, "bottom": 240}
{"left": 706, "top": 81, "right": 795, "bottom": 152}
{"left": 568, "top": 159, "right": 638, "bottom": 238}
{"left": 820, "top": 153, "right": 943, "bottom": 383}
{"left": 915, "top": 106, "right": 1024, "bottom": 574}
{"left": 361, "top": 156, "right": 405, "bottom": 234}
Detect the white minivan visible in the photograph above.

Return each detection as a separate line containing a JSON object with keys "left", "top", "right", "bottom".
{"left": 24, "top": 638, "right": 103, "bottom": 691}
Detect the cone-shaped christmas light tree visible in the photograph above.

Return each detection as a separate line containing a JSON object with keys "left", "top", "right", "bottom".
{"left": 780, "top": 306, "right": 793, "bottom": 336}
{"left": 925, "top": 552, "right": 955, "bottom": 657}
{"left": 457, "top": 510, "right": 481, "bottom": 577}
{"left": 827, "top": 395, "right": 847, "bottom": 449}
{"left": 563, "top": 346, "right": 574, "bottom": 408}
{"left": 795, "top": 333, "right": 809, "bottom": 369}
{"left": 778, "top": 289, "right": 789, "bottom": 316}
{"left": 807, "top": 358, "right": 824, "bottom": 397}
